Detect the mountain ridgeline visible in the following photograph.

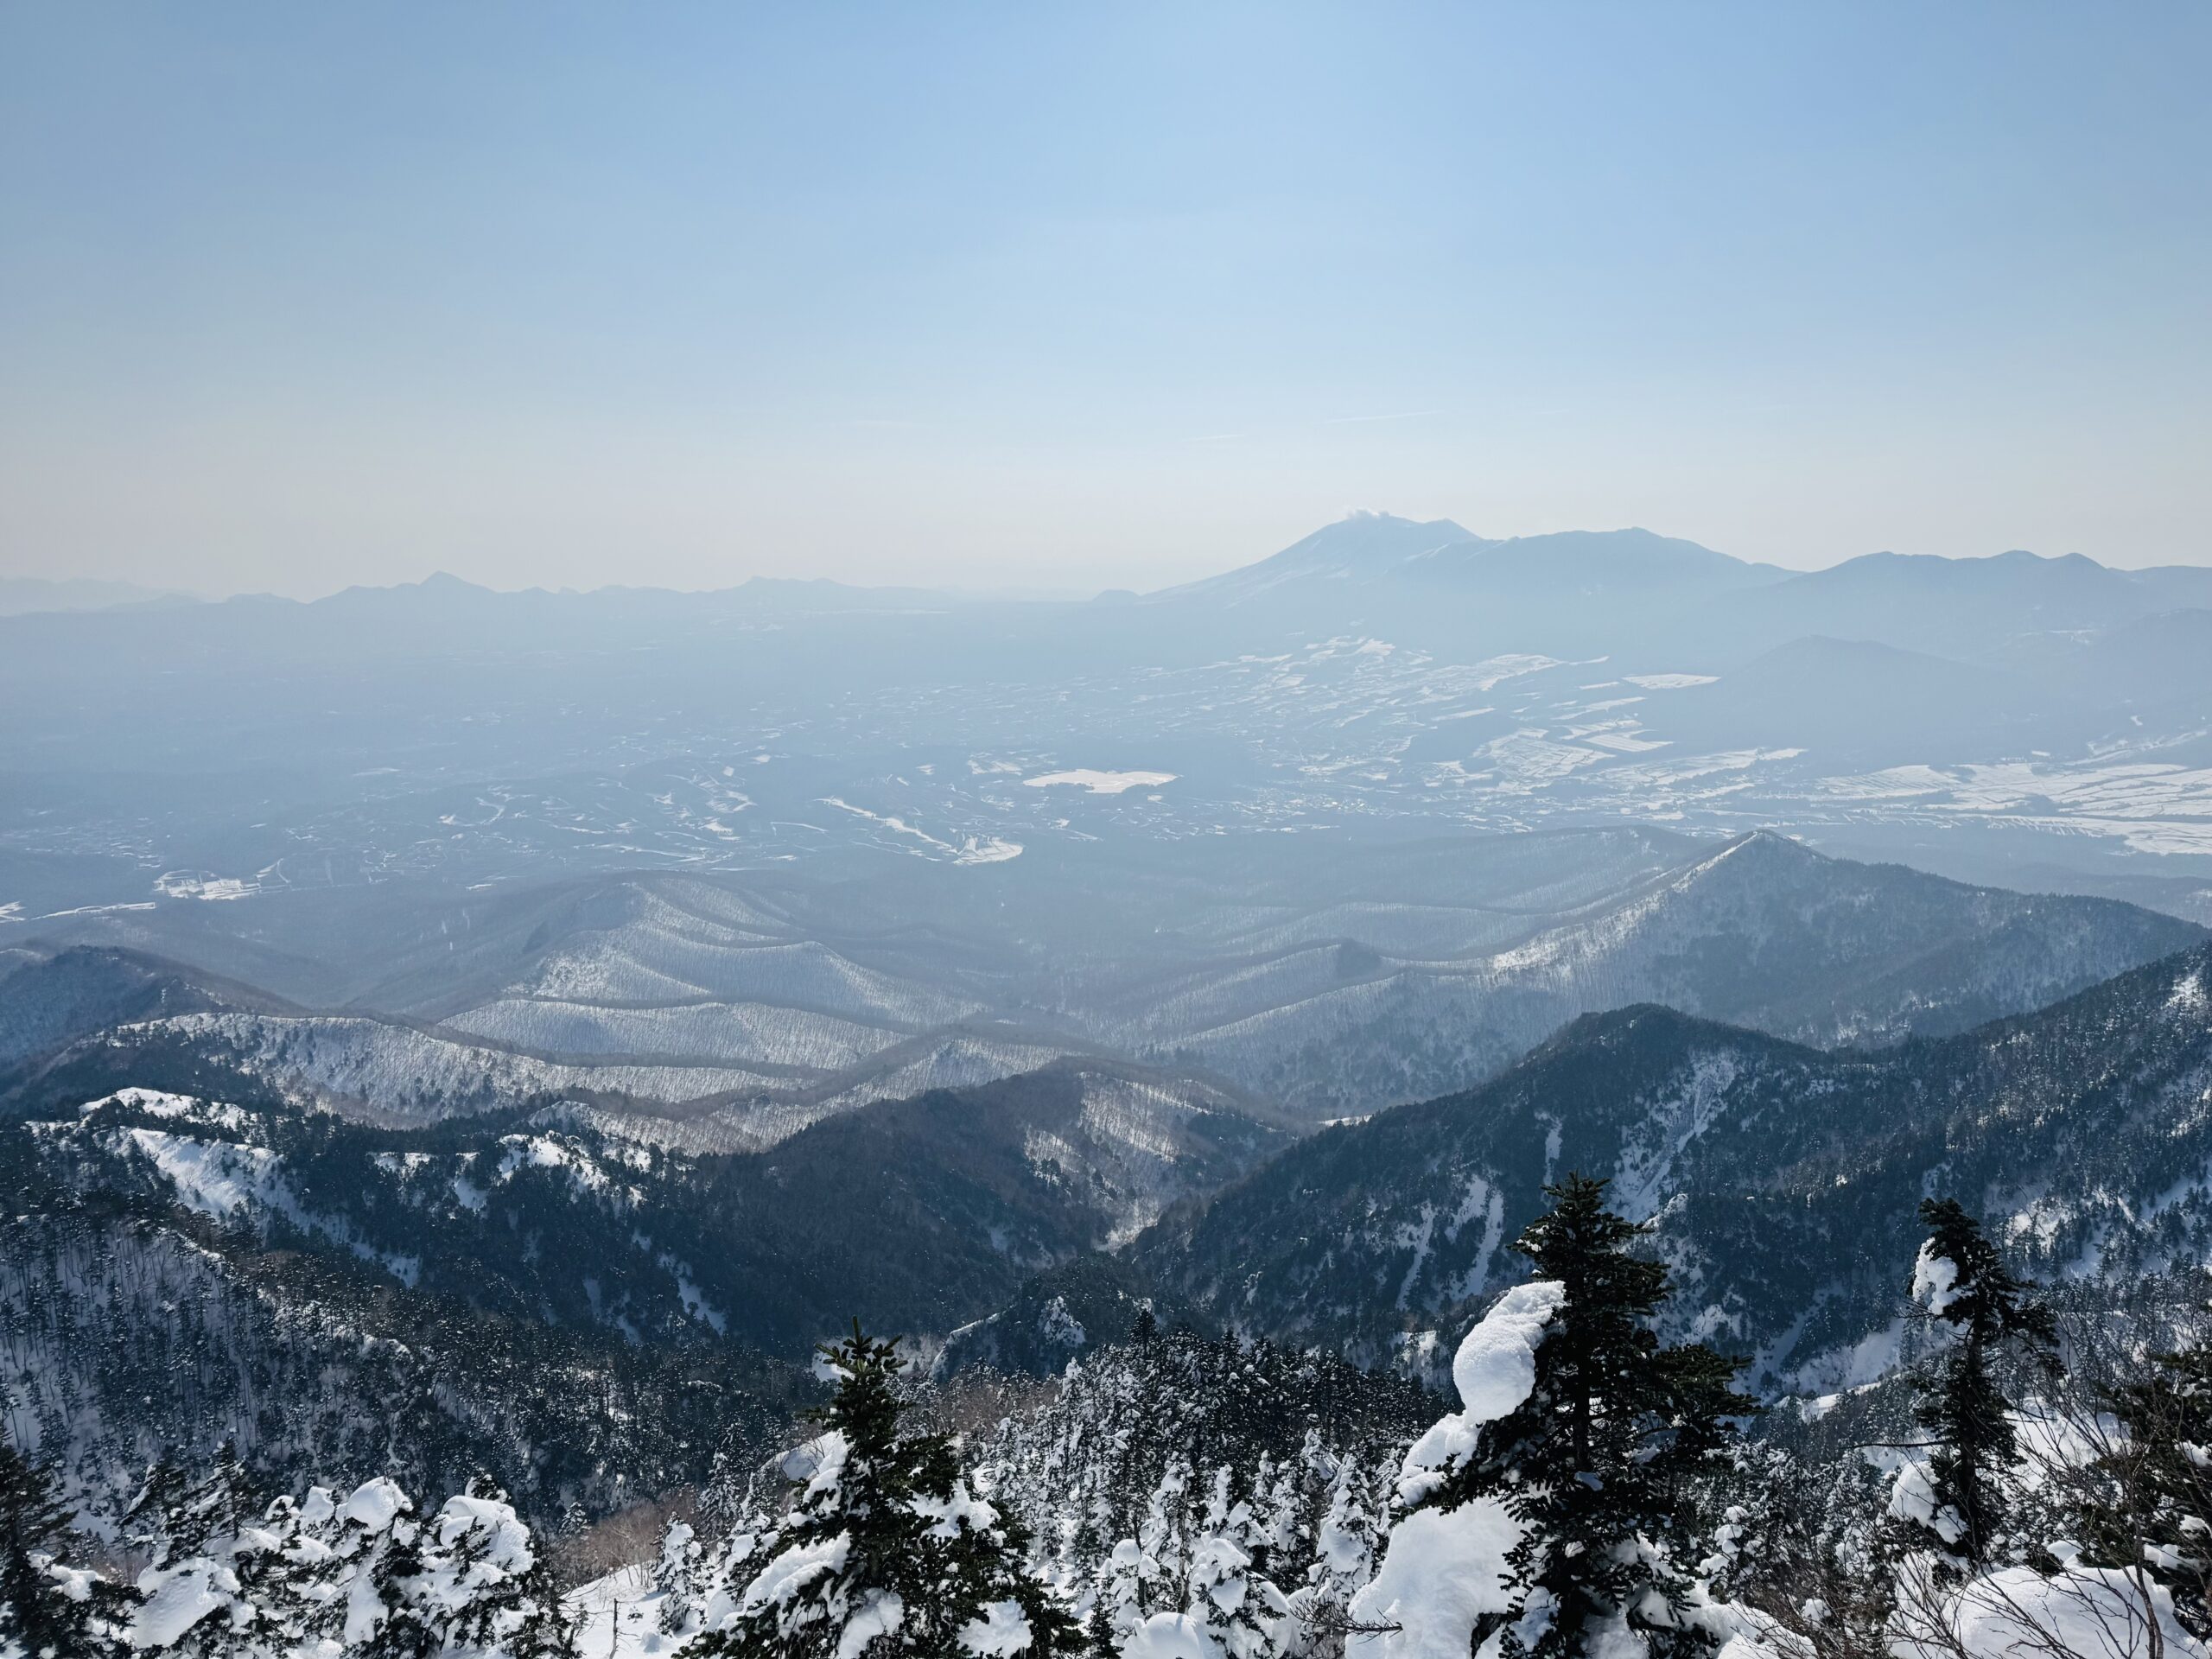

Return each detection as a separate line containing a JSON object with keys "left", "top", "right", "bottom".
{"left": 1129, "top": 938, "right": 2212, "bottom": 1392}
{"left": 6, "top": 831, "right": 2196, "bottom": 1129}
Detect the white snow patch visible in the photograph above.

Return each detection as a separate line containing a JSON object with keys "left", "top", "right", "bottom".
{"left": 1346, "top": 1501, "right": 1519, "bottom": 1659}
{"left": 960, "top": 1599, "right": 1036, "bottom": 1656}
{"left": 1890, "top": 1562, "right": 2202, "bottom": 1659}
{"left": 1122, "top": 1611, "right": 1225, "bottom": 1658}
{"left": 1023, "top": 769, "right": 1179, "bottom": 795}
{"left": 340, "top": 1478, "right": 410, "bottom": 1531}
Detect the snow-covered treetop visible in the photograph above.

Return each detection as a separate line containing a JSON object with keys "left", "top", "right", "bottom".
{"left": 1910, "top": 1240, "right": 1962, "bottom": 1317}
{"left": 1399, "top": 1280, "right": 1566, "bottom": 1506}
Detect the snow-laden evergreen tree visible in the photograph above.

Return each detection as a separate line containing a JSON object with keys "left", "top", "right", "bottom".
{"left": 694, "top": 1500, "right": 779, "bottom": 1637}
{"left": 9, "top": 1457, "right": 575, "bottom": 1659}
{"left": 1281, "top": 1438, "right": 1391, "bottom": 1657}
{"left": 1181, "top": 1465, "right": 1289, "bottom": 1657}
{"left": 180, "top": 1441, "right": 259, "bottom": 1561}
{"left": 1253, "top": 1450, "right": 1317, "bottom": 1589}
{"left": 410, "top": 1478, "right": 571, "bottom": 1657}
{"left": 250, "top": 1492, "right": 320, "bottom": 1649}
{"left": 122, "top": 1453, "right": 193, "bottom": 1569}
{"left": 1135, "top": 1459, "right": 1194, "bottom": 1620}
{"left": 1081, "top": 1592, "right": 1122, "bottom": 1659}
{"left": 1, "top": 1440, "right": 127, "bottom": 1658}
{"left": 653, "top": 1515, "right": 704, "bottom": 1637}
{"left": 698, "top": 1324, "right": 1080, "bottom": 1657}
{"left": 1890, "top": 1198, "right": 2056, "bottom": 1579}
{"left": 1092, "top": 1537, "right": 1150, "bottom": 1649}
{"left": 969, "top": 1317, "right": 1427, "bottom": 1644}
{"left": 1360, "top": 1173, "right": 1752, "bottom": 1659}
{"left": 288, "top": 1476, "right": 439, "bottom": 1656}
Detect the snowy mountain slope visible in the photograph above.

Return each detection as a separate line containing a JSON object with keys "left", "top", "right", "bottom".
{"left": 1148, "top": 513, "right": 1489, "bottom": 603}
{"left": 325, "top": 873, "right": 998, "bottom": 1039}
{"left": 0, "top": 945, "right": 283, "bottom": 1071}
{"left": 438, "top": 994, "right": 905, "bottom": 1070}
{"left": 0, "top": 1115, "right": 803, "bottom": 1525}
{"left": 10, "top": 1058, "right": 1284, "bottom": 1371}
{"left": 1112, "top": 830, "right": 2202, "bottom": 1117}
{"left": 48, "top": 1005, "right": 1179, "bottom": 1154}
{"left": 101, "top": 1009, "right": 804, "bottom": 1123}
{"left": 1133, "top": 938, "right": 2212, "bottom": 1393}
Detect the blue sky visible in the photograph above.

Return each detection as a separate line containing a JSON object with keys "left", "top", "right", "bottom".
{"left": 3, "top": 3, "right": 2206, "bottom": 594}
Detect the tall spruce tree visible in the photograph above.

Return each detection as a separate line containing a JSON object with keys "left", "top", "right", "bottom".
{"left": 702, "top": 1323, "right": 1079, "bottom": 1658}
{"left": 1183, "top": 1465, "right": 1289, "bottom": 1657}
{"left": 1406, "top": 1173, "right": 1751, "bottom": 1659}
{"left": 151, "top": 1438, "right": 286, "bottom": 1658}
{"left": 293, "top": 1478, "right": 439, "bottom": 1658}
{"left": 1896, "top": 1198, "right": 2055, "bottom": 1577}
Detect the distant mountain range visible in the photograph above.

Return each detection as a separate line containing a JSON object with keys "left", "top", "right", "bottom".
{"left": 1146, "top": 517, "right": 1787, "bottom": 653}
{"left": 1127, "top": 829, "right": 2202, "bottom": 1116}
{"left": 8, "top": 833, "right": 2196, "bottom": 1127}
{"left": 0, "top": 575, "right": 192, "bottom": 616}
{"left": 1140, "top": 514, "right": 2212, "bottom": 669}
{"left": 12, "top": 514, "right": 2209, "bottom": 671}
{"left": 6, "top": 511, "right": 2209, "bottom": 934}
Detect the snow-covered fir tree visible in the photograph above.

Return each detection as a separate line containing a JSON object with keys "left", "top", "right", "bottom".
{"left": 122, "top": 1454, "right": 193, "bottom": 1568}
{"left": 1355, "top": 1173, "right": 1752, "bottom": 1659}
{"left": 1890, "top": 1198, "right": 2056, "bottom": 1578}
{"left": 697, "top": 1324, "right": 1080, "bottom": 1657}
{"left": 102, "top": 1469, "right": 578, "bottom": 1657}
{"left": 1279, "top": 1436, "right": 1393, "bottom": 1657}
{"left": 129, "top": 1440, "right": 292, "bottom": 1658}
{"left": 1091, "top": 1539, "right": 1149, "bottom": 1651}
{"left": 653, "top": 1515, "right": 704, "bottom": 1637}
{"left": 411, "top": 1478, "right": 572, "bottom": 1657}
{"left": 1178, "top": 1465, "right": 1289, "bottom": 1657}
{"left": 1135, "top": 1459, "right": 1194, "bottom": 1621}
{"left": 357, "top": 1480, "right": 441, "bottom": 1656}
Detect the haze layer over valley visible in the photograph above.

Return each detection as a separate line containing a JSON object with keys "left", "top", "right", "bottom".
{"left": 12, "top": 514, "right": 2212, "bottom": 921}
{"left": 9, "top": 513, "right": 2212, "bottom": 1135}
{"left": 11, "top": 486, "right": 2212, "bottom": 1659}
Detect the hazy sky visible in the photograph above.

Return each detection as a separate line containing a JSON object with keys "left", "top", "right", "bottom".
{"left": 3, "top": 3, "right": 2208, "bottom": 597}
